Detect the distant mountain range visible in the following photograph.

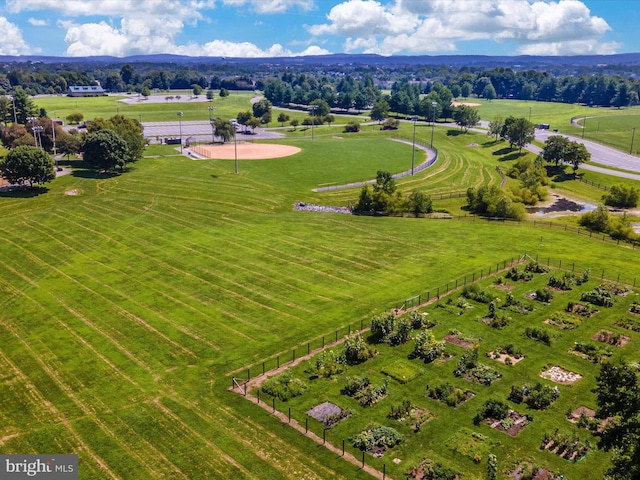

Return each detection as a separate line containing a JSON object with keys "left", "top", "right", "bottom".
{"left": 2, "top": 53, "right": 640, "bottom": 68}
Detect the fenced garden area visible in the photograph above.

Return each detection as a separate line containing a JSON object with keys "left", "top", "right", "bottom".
{"left": 234, "top": 258, "right": 639, "bottom": 479}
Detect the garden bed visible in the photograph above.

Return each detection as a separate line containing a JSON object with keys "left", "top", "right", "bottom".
{"left": 487, "top": 410, "right": 529, "bottom": 437}
{"left": 488, "top": 350, "right": 524, "bottom": 365}
{"left": 540, "top": 366, "right": 582, "bottom": 384}
{"left": 307, "top": 401, "right": 351, "bottom": 427}
{"left": 592, "top": 330, "right": 630, "bottom": 347}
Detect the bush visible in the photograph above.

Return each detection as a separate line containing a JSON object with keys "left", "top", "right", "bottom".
{"left": 523, "top": 327, "right": 552, "bottom": 345}
{"left": 548, "top": 272, "right": 575, "bottom": 290}
{"left": 580, "top": 286, "right": 614, "bottom": 307}
{"left": 344, "top": 121, "right": 360, "bottom": 133}
{"left": 535, "top": 288, "right": 554, "bottom": 303}
{"left": 474, "top": 399, "right": 510, "bottom": 424}
{"left": 261, "top": 371, "right": 307, "bottom": 401}
{"left": 370, "top": 312, "right": 412, "bottom": 345}
{"left": 304, "top": 350, "right": 346, "bottom": 378}
{"left": 343, "top": 332, "right": 377, "bottom": 364}
{"left": 342, "top": 376, "right": 389, "bottom": 407}
{"left": 351, "top": 425, "right": 403, "bottom": 452}
{"left": 426, "top": 382, "right": 469, "bottom": 407}
{"left": 413, "top": 330, "right": 446, "bottom": 363}
{"left": 603, "top": 184, "right": 640, "bottom": 208}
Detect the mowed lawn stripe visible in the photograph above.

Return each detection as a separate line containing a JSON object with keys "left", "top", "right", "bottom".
{"left": 22, "top": 218, "right": 224, "bottom": 352}
{"left": 0, "top": 324, "right": 122, "bottom": 479}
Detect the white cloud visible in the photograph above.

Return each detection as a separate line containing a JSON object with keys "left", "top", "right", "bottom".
{"left": 6, "top": 0, "right": 217, "bottom": 17}
{"left": 171, "top": 39, "right": 329, "bottom": 57}
{"left": 28, "top": 17, "right": 49, "bottom": 26}
{"left": 221, "top": 0, "right": 316, "bottom": 14}
{"left": 308, "top": 0, "right": 617, "bottom": 56}
{"left": 0, "top": 17, "right": 33, "bottom": 55}
{"left": 64, "top": 21, "right": 130, "bottom": 56}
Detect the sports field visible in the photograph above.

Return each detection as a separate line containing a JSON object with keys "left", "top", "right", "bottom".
{"left": 1, "top": 97, "right": 640, "bottom": 479}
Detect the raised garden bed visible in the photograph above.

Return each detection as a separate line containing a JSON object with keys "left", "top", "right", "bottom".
{"left": 487, "top": 410, "right": 529, "bottom": 436}
{"left": 592, "top": 330, "right": 630, "bottom": 347}
{"left": 540, "top": 366, "right": 582, "bottom": 385}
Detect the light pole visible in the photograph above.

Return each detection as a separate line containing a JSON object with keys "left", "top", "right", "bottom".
{"left": 32, "top": 125, "right": 43, "bottom": 149}
{"left": 528, "top": 106, "right": 531, "bottom": 122}
{"left": 208, "top": 106, "right": 216, "bottom": 143}
{"left": 430, "top": 101, "right": 438, "bottom": 149}
{"left": 411, "top": 115, "right": 419, "bottom": 175}
{"left": 631, "top": 127, "right": 636, "bottom": 155}
{"left": 582, "top": 116, "right": 586, "bottom": 139}
{"left": 310, "top": 105, "right": 316, "bottom": 140}
{"left": 51, "top": 112, "right": 58, "bottom": 169}
{"left": 234, "top": 128, "right": 238, "bottom": 175}
{"left": 177, "top": 111, "right": 183, "bottom": 152}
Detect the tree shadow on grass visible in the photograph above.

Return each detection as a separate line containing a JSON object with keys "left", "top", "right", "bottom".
{"left": 0, "top": 185, "right": 49, "bottom": 198}
{"left": 446, "top": 129, "right": 465, "bottom": 137}
{"left": 71, "top": 169, "right": 121, "bottom": 179}
{"left": 498, "top": 152, "right": 525, "bottom": 162}
{"left": 493, "top": 147, "right": 517, "bottom": 156}
{"left": 546, "top": 165, "right": 574, "bottom": 183}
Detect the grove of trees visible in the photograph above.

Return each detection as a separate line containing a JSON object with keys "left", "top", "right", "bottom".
{"left": 0, "top": 145, "right": 55, "bottom": 187}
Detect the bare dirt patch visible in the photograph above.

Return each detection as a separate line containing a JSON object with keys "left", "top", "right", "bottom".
{"left": 488, "top": 351, "right": 524, "bottom": 365}
{"left": 444, "top": 334, "right": 476, "bottom": 348}
{"left": 567, "top": 406, "right": 595, "bottom": 424}
{"left": 190, "top": 143, "right": 301, "bottom": 160}
{"left": 540, "top": 366, "right": 582, "bottom": 385}
{"left": 64, "top": 189, "right": 79, "bottom": 196}
{"left": 451, "top": 101, "right": 481, "bottom": 107}
{"left": 495, "top": 283, "right": 515, "bottom": 291}
{"left": 592, "top": 330, "right": 630, "bottom": 347}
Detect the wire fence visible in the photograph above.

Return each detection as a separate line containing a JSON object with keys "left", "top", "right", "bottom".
{"left": 230, "top": 251, "right": 640, "bottom": 479}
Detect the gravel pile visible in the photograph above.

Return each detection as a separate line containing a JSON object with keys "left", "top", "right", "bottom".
{"left": 294, "top": 202, "right": 351, "bottom": 214}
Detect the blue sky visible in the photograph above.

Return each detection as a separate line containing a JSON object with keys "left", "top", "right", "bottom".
{"left": 0, "top": 0, "right": 637, "bottom": 58}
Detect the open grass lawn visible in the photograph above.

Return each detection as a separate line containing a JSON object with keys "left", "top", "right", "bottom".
{"left": 1, "top": 99, "right": 640, "bottom": 479}
{"left": 35, "top": 91, "right": 362, "bottom": 126}
{"left": 259, "top": 269, "right": 639, "bottom": 479}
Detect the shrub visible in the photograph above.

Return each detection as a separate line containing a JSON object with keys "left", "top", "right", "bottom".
{"left": 370, "top": 312, "right": 412, "bottom": 345}
{"left": 630, "top": 303, "right": 640, "bottom": 315}
{"left": 505, "top": 266, "right": 533, "bottom": 282}
{"left": 548, "top": 272, "right": 575, "bottom": 290}
{"left": 602, "top": 184, "right": 640, "bottom": 208}
{"left": 524, "top": 261, "right": 549, "bottom": 274}
{"left": 454, "top": 348, "right": 479, "bottom": 377}
{"left": 342, "top": 376, "right": 389, "bottom": 407}
{"left": 461, "top": 284, "right": 494, "bottom": 303}
{"left": 261, "top": 371, "right": 307, "bottom": 401}
{"left": 580, "top": 286, "right": 614, "bottom": 307}
{"left": 344, "top": 121, "right": 361, "bottom": 133}
{"left": 523, "top": 327, "right": 552, "bottom": 345}
{"left": 409, "top": 311, "right": 436, "bottom": 329}
{"left": 351, "top": 425, "right": 403, "bottom": 451}
{"left": 535, "top": 288, "right": 554, "bottom": 303}
{"left": 304, "top": 350, "right": 346, "bottom": 378}
{"left": 343, "top": 332, "right": 377, "bottom": 364}
{"left": 426, "top": 382, "right": 469, "bottom": 407}
{"left": 474, "top": 399, "right": 510, "bottom": 424}
{"left": 413, "top": 330, "right": 446, "bottom": 363}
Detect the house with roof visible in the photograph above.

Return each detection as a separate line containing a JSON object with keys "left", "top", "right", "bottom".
{"left": 68, "top": 85, "right": 106, "bottom": 97}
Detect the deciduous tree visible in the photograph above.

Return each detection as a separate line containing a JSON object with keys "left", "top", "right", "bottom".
{"left": 82, "top": 129, "right": 128, "bottom": 172}
{"left": 0, "top": 145, "right": 55, "bottom": 187}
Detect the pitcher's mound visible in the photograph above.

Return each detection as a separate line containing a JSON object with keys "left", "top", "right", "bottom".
{"left": 190, "top": 143, "right": 301, "bottom": 160}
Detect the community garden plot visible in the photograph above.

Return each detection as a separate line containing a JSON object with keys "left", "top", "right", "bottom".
{"left": 239, "top": 262, "right": 640, "bottom": 479}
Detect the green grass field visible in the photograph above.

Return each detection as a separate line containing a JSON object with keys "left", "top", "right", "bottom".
{"left": 1, "top": 97, "right": 640, "bottom": 479}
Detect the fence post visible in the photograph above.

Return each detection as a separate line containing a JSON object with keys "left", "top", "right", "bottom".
{"left": 572, "top": 263, "right": 575, "bottom": 272}
{"left": 436, "top": 287, "right": 439, "bottom": 298}
{"left": 307, "top": 343, "right": 310, "bottom": 355}
{"left": 272, "top": 398, "right": 275, "bottom": 412}
{"left": 362, "top": 450, "right": 365, "bottom": 468}
{"left": 322, "top": 336, "right": 324, "bottom": 348}
{"left": 547, "top": 257, "right": 550, "bottom": 266}
{"left": 342, "top": 439, "right": 345, "bottom": 456}
{"left": 247, "top": 368, "right": 250, "bottom": 381}
{"left": 305, "top": 418, "right": 308, "bottom": 433}
{"left": 617, "top": 273, "right": 620, "bottom": 283}
{"left": 472, "top": 273, "right": 475, "bottom": 282}
{"left": 559, "top": 260, "right": 562, "bottom": 269}
{"left": 348, "top": 325, "right": 351, "bottom": 335}
{"left": 323, "top": 428, "right": 326, "bottom": 445}
{"left": 262, "top": 362, "right": 265, "bottom": 375}
{"left": 257, "top": 390, "right": 260, "bottom": 404}
{"left": 288, "top": 408, "right": 291, "bottom": 423}
{"left": 383, "top": 463, "right": 386, "bottom": 480}
{"left": 455, "top": 279, "right": 458, "bottom": 289}
{"left": 293, "top": 349, "right": 296, "bottom": 362}
{"left": 277, "top": 356, "right": 280, "bottom": 368}
{"left": 446, "top": 283, "right": 448, "bottom": 293}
